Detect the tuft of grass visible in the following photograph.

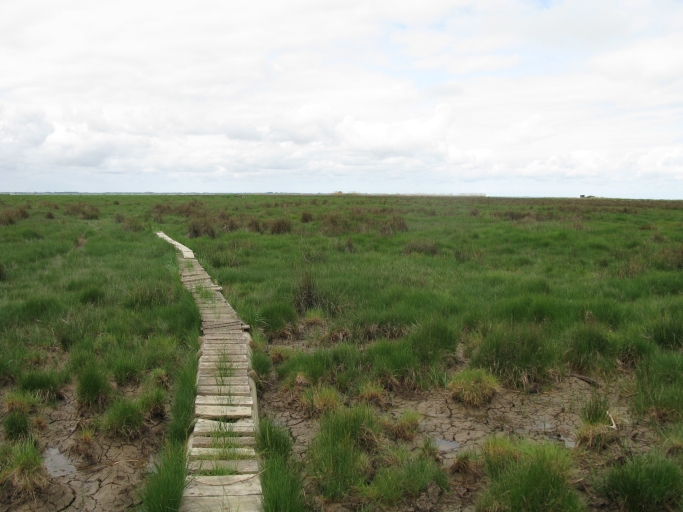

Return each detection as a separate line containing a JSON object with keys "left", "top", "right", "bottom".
{"left": 77, "top": 365, "right": 111, "bottom": 407}
{"left": 261, "top": 455, "right": 304, "bottom": 512}
{"left": 5, "top": 391, "right": 41, "bottom": 414}
{"left": 361, "top": 457, "right": 448, "bottom": 505}
{"left": 301, "top": 385, "right": 342, "bottom": 416}
{"left": 478, "top": 441, "right": 585, "bottom": 512}
{"left": 472, "top": 323, "right": 561, "bottom": 390}
{"left": 167, "top": 355, "right": 197, "bottom": 443}
{"left": 386, "top": 410, "right": 421, "bottom": 441}
{"left": 580, "top": 392, "right": 611, "bottom": 425}
{"left": 256, "top": 417, "right": 293, "bottom": 459}
{"left": 140, "top": 442, "right": 188, "bottom": 512}
{"left": 357, "top": 380, "right": 385, "bottom": 406}
{"left": 644, "top": 315, "right": 683, "bottom": 350}
{"left": 138, "top": 386, "right": 167, "bottom": 418}
{"left": 3, "top": 411, "right": 31, "bottom": 441}
{"left": 103, "top": 398, "right": 144, "bottom": 437}
{"left": 251, "top": 351, "right": 272, "bottom": 385}
{"left": 448, "top": 368, "right": 499, "bottom": 407}
{"left": 307, "top": 406, "right": 380, "bottom": 500}
{"left": 481, "top": 436, "right": 520, "bottom": 479}
{"left": 635, "top": 351, "right": 683, "bottom": 420}
{"left": 565, "top": 324, "right": 615, "bottom": 373}
{"left": 260, "top": 302, "right": 297, "bottom": 336}
{"left": 0, "top": 441, "right": 45, "bottom": 495}
{"left": 18, "top": 370, "right": 63, "bottom": 400}
{"left": 110, "top": 351, "right": 142, "bottom": 386}
{"left": 600, "top": 451, "right": 683, "bottom": 512}
{"left": 576, "top": 393, "right": 618, "bottom": 450}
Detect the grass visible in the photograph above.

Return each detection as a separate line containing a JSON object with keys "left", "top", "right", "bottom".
{"left": 103, "top": 398, "right": 145, "bottom": 437}
{"left": 478, "top": 439, "right": 585, "bottom": 512}
{"left": 577, "top": 392, "right": 617, "bottom": 449}
{"left": 600, "top": 451, "right": 683, "bottom": 511}
{"left": 472, "top": 323, "right": 562, "bottom": 390}
{"left": 448, "top": 368, "right": 499, "bottom": 406}
{"left": 3, "top": 411, "right": 31, "bottom": 441}
{"left": 5, "top": 194, "right": 683, "bottom": 509}
{"left": 140, "top": 442, "right": 188, "bottom": 512}
{"left": 256, "top": 418, "right": 305, "bottom": 512}
{"left": 635, "top": 351, "right": 683, "bottom": 420}
{"left": 77, "top": 365, "right": 111, "bottom": 406}
{"left": 0, "top": 441, "right": 45, "bottom": 495}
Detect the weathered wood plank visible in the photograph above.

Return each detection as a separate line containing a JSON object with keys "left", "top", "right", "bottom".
{"left": 195, "top": 405, "right": 252, "bottom": 419}
{"left": 196, "top": 376, "right": 249, "bottom": 387}
{"left": 185, "top": 476, "right": 261, "bottom": 496}
{"left": 180, "top": 495, "right": 261, "bottom": 512}
{"left": 188, "top": 459, "right": 259, "bottom": 475}
{"left": 191, "top": 436, "right": 256, "bottom": 448}
{"left": 195, "top": 395, "right": 253, "bottom": 406}
{"left": 189, "top": 447, "right": 256, "bottom": 459}
{"left": 196, "top": 385, "right": 251, "bottom": 396}
{"left": 193, "top": 419, "right": 255, "bottom": 436}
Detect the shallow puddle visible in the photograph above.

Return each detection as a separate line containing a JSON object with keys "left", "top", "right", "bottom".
{"left": 43, "top": 447, "right": 77, "bottom": 478}
{"left": 433, "top": 438, "right": 460, "bottom": 452}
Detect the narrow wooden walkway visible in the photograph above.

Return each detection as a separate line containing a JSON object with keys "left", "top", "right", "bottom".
{"left": 156, "top": 232, "right": 262, "bottom": 512}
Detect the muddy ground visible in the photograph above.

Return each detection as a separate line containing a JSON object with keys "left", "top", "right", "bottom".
{"left": 260, "top": 331, "right": 658, "bottom": 512}
{"left": 1, "top": 384, "right": 165, "bottom": 512}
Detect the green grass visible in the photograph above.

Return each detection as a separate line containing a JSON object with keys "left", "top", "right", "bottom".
{"left": 472, "top": 323, "right": 562, "bottom": 390}
{"left": 77, "top": 365, "right": 111, "bottom": 406}
{"left": 103, "top": 398, "right": 145, "bottom": 437}
{"left": 448, "top": 368, "right": 499, "bottom": 406}
{"left": 478, "top": 440, "right": 585, "bottom": 512}
{"left": 256, "top": 417, "right": 293, "bottom": 459}
{"left": 600, "top": 451, "right": 683, "bottom": 511}
{"left": 564, "top": 324, "right": 616, "bottom": 373}
{"left": 261, "top": 455, "right": 305, "bottom": 512}
{"left": 0, "top": 441, "right": 44, "bottom": 495}
{"left": 635, "top": 351, "right": 683, "bottom": 419}
{"left": 3, "top": 411, "right": 31, "bottom": 441}
{"left": 140, "top": 442, "right": 188, "bottom": 512}
{"left": 167, "top": 354, "right": 198, "bottom": 442}
{"left": 18, "top": 370, "right": 64, "bottom": 400}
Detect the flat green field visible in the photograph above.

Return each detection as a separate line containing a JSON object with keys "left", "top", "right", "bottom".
{"left": 2, "top": 193, "right": 683, "bottom": 511}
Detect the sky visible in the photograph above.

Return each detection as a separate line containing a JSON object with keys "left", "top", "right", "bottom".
{"left": 1, "top": 0, "right": 682, "bottom": 198}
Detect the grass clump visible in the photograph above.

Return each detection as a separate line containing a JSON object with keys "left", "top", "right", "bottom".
{"left": 77, "top": 365, "right": 111, "bottom": 407}
{"left": 635, "top": 351, "right": 683, "bottom": 420}
{"left": 472, "top": 323, "right": 561, "bottom": 390}
{"left": 256, "top": 418, "right": 305, "bottom": 512}
{"left": 448, "top": 368, "right": 499, "bottom": 406}
{"left": 307, "top": 406, "right": 380, "bottom": 500}
{"left": 361, "top": 457, "right": 447, "bottom": 505}
{"left": 644, "top": 315, "right": 683, "bottom": 350}
{"left": 4, "top": 391, "right": 41, "bottom": 414}
{"left": 103, "top": 398, "right": 144, "bottom": 437}
{"left": 478, "top": 440, "right": 584, "bottom": 512}
{"left": 138, "top": 386, "right": 167, "bottom": 418}
{"left": 0, "top": 441, "right": 45, "bottom": 496}
{"left": 167, "top": 355, "right": 197, "bottom": 442}
{"left": 251, "top": 351, "right": 272, "bottom": 385}
{"left": 18, "top": 370, "right": 63, "bottom": 400}
{"left": 357, "top": 380, "right": 385, "bottom": 406}
{"left": 600, "top": 451, "right": 683, "bottom": 511}
{"left": 260, "top": 302, "right": 297, "bottom": 336}
{"left": 140, "top": 442, "right": 187, "bottom": 512}
{"left": 301, "top": 385, "right": 342, "bottom": 416}
{"left": 256, "top": 418, "right": 293, "bottom": 460}
{"left": 577, "top": 392, "right": 617, "bottom": 449}
{"left": 564, "top": 324, "right": 615, "bottom": 373}
{"left": 3, "top": 411, "right": 31, "bottom": 441}
{"left": 386, "top": 410, "right": 421, "bottom": 441}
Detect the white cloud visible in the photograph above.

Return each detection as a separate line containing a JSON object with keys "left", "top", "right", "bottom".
{"left": 0, "top": 0, "right": 682, "bottom": 196}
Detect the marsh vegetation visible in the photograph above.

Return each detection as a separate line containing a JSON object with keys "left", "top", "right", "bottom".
{"left": 2, "top": 193, "right": 683, "bottom": 511}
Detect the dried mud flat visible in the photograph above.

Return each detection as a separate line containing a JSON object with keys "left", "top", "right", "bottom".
{"left": 261, "top": 336, "right": 658, "bottom": 512}
{"left": 0, "top": 384, "right": 165, "bottom": 512}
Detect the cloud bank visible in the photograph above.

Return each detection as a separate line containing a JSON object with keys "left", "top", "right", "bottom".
{"left": 1, "top": 0, "right": 682, "bottom": 197}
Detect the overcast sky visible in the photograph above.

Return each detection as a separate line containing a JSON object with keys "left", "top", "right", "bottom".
{"left": 1, "top": 0, "right": 682, "bottom": 197}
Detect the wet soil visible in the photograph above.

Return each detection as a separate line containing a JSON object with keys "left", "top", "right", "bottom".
{"left": 1, "top": 385, "right": 166, "bottom": 512}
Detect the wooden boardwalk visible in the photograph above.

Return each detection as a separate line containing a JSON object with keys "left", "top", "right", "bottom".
{"left": 156, "top": 232, "right": 262, "bottom": 512}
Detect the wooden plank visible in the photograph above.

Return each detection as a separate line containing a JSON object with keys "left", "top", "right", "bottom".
{"left": 196, "top": 376, "right": 249, "bottom": 387}
{"left": 196, "top": 395, "right": 253, "bottom": 406}
{"left": 195, "top": 405, "right": 252, "bottom": 419}
{"left": 185, "top": 476, "right": 261, "bottom": 496}
{"left": 200, "top": 346, "right": 249, "bottom": 355}
{"left": 180, "top": 495, "right": 261, "bottom": 512}
{"left": 193, "top": 419, "right": 254, "bottom": 436}
{"left": 197, "top": 385, "right": 251, "bottom": 396}
{"left": 189, "top": 447, "right": 256, "bottom": 459}
{"left": 198, "top": 354, "right": 248, "bottom": 363}
{"left": 198, "top": 359, "right": 249, "bottom": 369}
{"left": 191, "top": 436, "right": 256, "bottom": 448}
{"left": 188, "top": 459, "right": 259, "bottom": 474}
